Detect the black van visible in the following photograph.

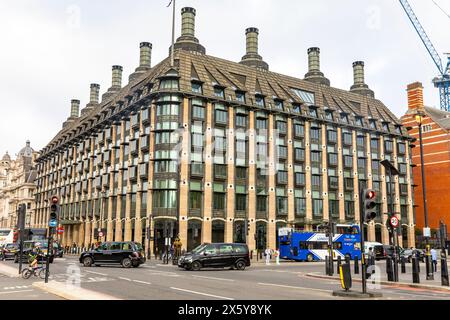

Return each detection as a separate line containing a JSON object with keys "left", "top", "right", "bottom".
{"left": 79, "top": 242, "right": 145, "bottom": 268}
{"left": 178, "top": 243, "right": 251, "bottom": 271}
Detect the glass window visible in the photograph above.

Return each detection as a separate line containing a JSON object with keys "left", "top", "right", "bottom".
{"left": 156, "top": 104, "right": 179, "bottom": 116}
{"left": 214, "top": 87, "right": 225, "bottom": 98}
{"left": 236, "top": 194, "right": 247, "bottom": 211}
{"left": 236, "top": 114, "right": 247, "bottom": 127}
{"left": 213, "top": 193, "right": 225, "bottom": 210}
{"left": 257, "top": 196, "right": 267, "bottom": 212}
{"left": 191, "top": 82, "right": 203, "bottom": 94}
{"left": 159, "top": 79, "right": 179, "bottom": 90}
{"left": 236, "top": 167, "right": 247, "bottom": 180}
{"left": 276, "top": 121, "right": 287, "bottom": 134}
{"left": 294, "top": 124, "right": 305, "bottom": 138}
{"left": 236, "top": 92, "right": 246, "bottom": 103}
{"left": 256, "top": 96, "right": 265, "bottom": 107}
{"left": 219, "top": 245, "right": 233, "bottom": 254}
{"left": 215, "top": 109, "right": 228, "bottom": 124}
{"left": 291, "top": 88, "right": 315, "bottom": 104}
{"left": 277, "top": 171, "right": 288, "bottom": 184}
{"left": 192, "top": 106, "right": 205, "bottom": 119}
{"left": 203, "top": 245, "right": 217, "bottom": 255}
{"left": 256, "top": 118, "right": 267, "bottom": 130}
{"left": 190, "top": 191, "right": 202, "bottom": 210}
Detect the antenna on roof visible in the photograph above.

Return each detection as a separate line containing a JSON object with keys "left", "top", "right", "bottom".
{"left": 168, "top": 0, "right": 176, "bottom": 67}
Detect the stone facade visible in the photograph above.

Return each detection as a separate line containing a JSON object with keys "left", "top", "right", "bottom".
{"left": 0, "top": 141, "right": 38, "bottom": 230}
{"left": 34, "top": 7, "right": 416, "bottom": 254}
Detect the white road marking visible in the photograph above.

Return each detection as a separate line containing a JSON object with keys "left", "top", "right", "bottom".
{"left": 258, "top": 282, "right": 332, "bottom": 293}
{"left": 118, "top": 277, "right": 132, "bottom": 281}
{"left": 0, "top": 290, "right": 34, "bottom": 295}
{"left": 192, "top": 275, "right": 235, "bottom": 282}
{"left": 170, "top": 287, "right": 234, "bottom": 300}
{"left": 133, "top": 280, "right": 152, "bottom": 285}
{"left": 85, "top": 270, "right": 108, "bottom": 276}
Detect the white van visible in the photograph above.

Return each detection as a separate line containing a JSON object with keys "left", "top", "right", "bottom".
{"left": 0, "top": 229, "right": 14, "bottom": 246}
{"left": 364, "top": 242, "right": 383, "bottom": 255}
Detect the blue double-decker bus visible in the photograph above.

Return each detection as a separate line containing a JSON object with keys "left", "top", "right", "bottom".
{"left": 278, "top": 224, "right": 362, "bottom": 262}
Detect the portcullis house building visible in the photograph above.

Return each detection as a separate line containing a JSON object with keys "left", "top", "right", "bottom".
{"left": 35, "top": 7, "right": 416, "bottom": 254}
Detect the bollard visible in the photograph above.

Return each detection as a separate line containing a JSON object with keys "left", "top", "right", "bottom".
{"left": 325, "top": 256, "right": 330, "bottom": 275}
{"left": 354, "top": 256, "right": 359, "bottom": 274}
{"left": 441, "top": 256, "right": 449, "bottom": 287}
{"left": 401, "top": 257, "right": 406, "bottom": 274}
{"left": 336, "top": 256, "right": 342, "bottom": 274}
{"left": 345, "top": 255, "right": 351, "bottom": 265}
{"left": 329, "top": 254, "right": 334, "bottom": 276}
{"left": 386, "top": 257, "right": 394, "bottom": 282}
{"left": 412, "top": 257, "right": 420, "bottom": 284}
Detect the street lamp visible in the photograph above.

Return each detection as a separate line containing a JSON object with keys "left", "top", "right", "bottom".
{"left": 380, "top": 159, "right": 400, "bottom": 282}
{"left": 415, "top": 112, "right": 434, "bottom": 280}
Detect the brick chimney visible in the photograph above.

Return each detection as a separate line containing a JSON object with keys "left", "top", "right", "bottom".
{"left": 407, "top": 82, "right": 424, "bottom": 111}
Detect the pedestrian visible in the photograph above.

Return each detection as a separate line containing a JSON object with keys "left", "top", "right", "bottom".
{"left": 264, "top": 248, "right": 272, "bottom": 265}
{"left": 431, "top": 247, "right": 438, "bottom": 272}
{"left": 368, "top": 247, "right": 375, "bottom": 266}
{"left": 72, "top": 242, "right": 77, "bottom": 254}
{"left": 274, "top": 248, "right": 280, "bottom": 265}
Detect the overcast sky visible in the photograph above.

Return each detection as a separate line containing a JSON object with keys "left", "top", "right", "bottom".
{"left": 0, "top": 0, "right": 449, "bottom": 157}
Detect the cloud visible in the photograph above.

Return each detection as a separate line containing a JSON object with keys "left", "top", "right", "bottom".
{"left": 0, "top": 0, "right": 448, "bottom": 157}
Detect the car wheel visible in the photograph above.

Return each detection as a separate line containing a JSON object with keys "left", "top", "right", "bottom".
{"left": 307, "top": 254, "right": 314, "bottom": 262}
{"left": 235, "top": 260, "right": 246, "bottom": 271}
{"left": 122, "top": 258, "right": 132, "bottom": 268}
{"left": 83, "top": 256, "right": 94, "bottom": 267}
{"left": 191, "top": 261, "right": 201, "bottom": 271}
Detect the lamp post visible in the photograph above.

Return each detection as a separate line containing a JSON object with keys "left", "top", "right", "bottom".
{"left": 415, "top": 113, "right": 434, "bottom": 280}
{"left": 380, "top": 159, "right": 400, "bottom": 282}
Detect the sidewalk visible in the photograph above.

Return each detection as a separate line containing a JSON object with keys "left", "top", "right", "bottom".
{"left": 0, "top": 263, "right": 20, "bottom": 278}
{"left": 308, "top": 261, "right": 450, "bottom": 292}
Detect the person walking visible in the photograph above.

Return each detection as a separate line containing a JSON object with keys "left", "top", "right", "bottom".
{"left": 431, "top": 247, "right": 438, "bottom": 272}
{"left": 264, "top": 248, "right": 272, "bottom": 265}
{"left": 274, "top": 249, "right": 281, "bottom": 265}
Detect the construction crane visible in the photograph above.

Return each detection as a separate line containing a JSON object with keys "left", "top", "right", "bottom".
{"left": 399, "top": 0, "right": 450, "bottom": 111}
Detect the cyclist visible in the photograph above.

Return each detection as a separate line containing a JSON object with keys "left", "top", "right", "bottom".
{"left": 28, "top": 245, "right": 42, "bottom": 271}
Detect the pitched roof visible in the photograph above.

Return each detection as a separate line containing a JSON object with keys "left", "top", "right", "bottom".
{"left": 424, "top": 106, "right": 450, "bottom": 131}
{"left": 40, "top": 49, "right": 405, "bottom": 157}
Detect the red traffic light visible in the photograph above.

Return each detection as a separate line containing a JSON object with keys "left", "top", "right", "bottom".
{"left": 365, "top": 190, "right": 376, "bottom": 200}
{"left": 51, "top": 196, "right": 59, "bottom": 204}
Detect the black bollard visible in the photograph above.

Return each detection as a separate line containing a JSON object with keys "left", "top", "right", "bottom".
{"left": 441, "top": 256, "right": 449, "bottom": 287}
{"left": 345, "top": 255, "right": 351, "bottom": 265}
{"left": 412, "top": 257, "right": 420, "bottom": 284}
{"left": 354, "top": 256, "right": 359, "bottom": 274}
{"left": 401, "top": 257, "right": 406, "bottom": 274}
{"left": 336, "top": 256, "right": 342, "bottom": 274}
{"left": 325, "top": 256, "right": 329, "bottom": 275}
{"left": 329, "top": 254, "right": 334, "bottom": 276}
{"left": 386, "top": 257, "right": 394, "bottom": 282}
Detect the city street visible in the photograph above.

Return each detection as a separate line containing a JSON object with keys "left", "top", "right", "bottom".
{"left": 1, "top": 256, "right": 450, "bottom": 300}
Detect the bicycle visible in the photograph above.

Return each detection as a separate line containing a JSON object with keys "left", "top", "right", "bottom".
{"left": 22, "top": 265, "right": 47, "bottom": 280}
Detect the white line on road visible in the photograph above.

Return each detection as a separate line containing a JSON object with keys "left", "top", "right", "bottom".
{"left": 118, "top": 277, "right": 132, "bottom": 281}
{"left": 85, "top": 270, "right": 108, "bottom": 276}
{"left": 258, "top": 282, "right": 332, "bottom": 293}
{"left": 133, "top": 280, "right": 152, "bottom": 285}
{"left": 0, "top": 290, "right": 34, "bottom": 295}
{"left": 192, "top": 275, "right": 235, "bottom": 282}
{"left": 170, "top": 287, "right": 234, "bottom": 300}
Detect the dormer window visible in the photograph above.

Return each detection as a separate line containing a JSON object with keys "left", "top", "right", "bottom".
{"left": 355, "top": 117, "right": 363, "bottom": 126}
{"left": 382, "top": 122, "right": 390, "bottom": 132}
{"left": 292, "top": 104, "right": 301, "bottom": 113}
{"left": 395, "top": 125, "right": 402, "bottom": 135}
{"left": 255, "top": 95, "right": 265, "bottom": 107}
{"left": 191, "top": 81, "right": 203, "bottom": 94}
{"left": 235, "top": 91, "right": 246, "bottom": 103}
{"left": 325, "top": 110, "right": 334, "bottom": 121}
{"left": 214, "top": 86, "right": 225, "bottom": 98}
{"left": 340, "top": 113, "right": 349, "bottom": 124}
{"left": 274, "top": 100, "right": 284, "bottom": 111}
{"left": 369, "top": 120, "right": 377, "bottom": 130}
{"left": 309, "top": 107, "right": 318, "bottom": 118}
{"left": 159, "top": 79, "right": 179, "bottom": 90}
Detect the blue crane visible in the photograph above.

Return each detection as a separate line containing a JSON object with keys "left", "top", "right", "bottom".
{"left": 399, "top": 0, "right": 450, "bottom": 111}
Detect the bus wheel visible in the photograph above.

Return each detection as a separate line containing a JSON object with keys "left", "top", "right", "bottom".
{"left": 307, "top": 254, "right": 314, "bottom": 262}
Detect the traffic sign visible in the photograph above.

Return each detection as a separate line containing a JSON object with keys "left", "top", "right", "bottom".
{"left": 49, "top": 220, "right": 58, "bottom": 228}
{"left": 57, "top": 227, "right": 64, "bottom": 234}
{"left": 98, "top": 232, "right": 104, "bottom": 237}
{"left": 390, "top": 216, "right": 399, "bottom": 228}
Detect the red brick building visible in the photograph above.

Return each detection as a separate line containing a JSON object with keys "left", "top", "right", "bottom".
{"left": 401, "top": 82, "right": 450, "bottom": 233}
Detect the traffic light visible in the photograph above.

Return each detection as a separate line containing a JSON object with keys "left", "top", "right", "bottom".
{"left": 49, "top": 196, "right": 60, "bottom": 227}
{"left": 363, "top": 189, "right": 377, "bottom": 222}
